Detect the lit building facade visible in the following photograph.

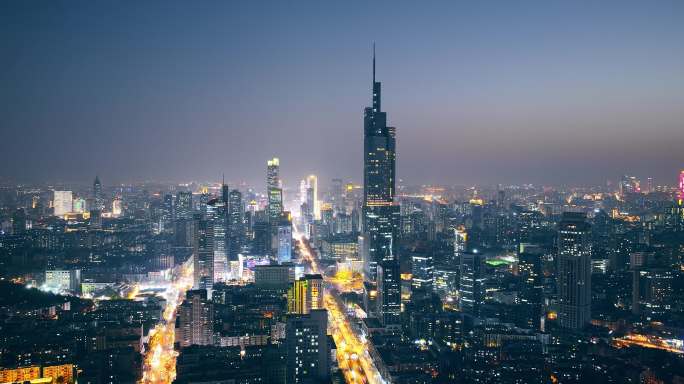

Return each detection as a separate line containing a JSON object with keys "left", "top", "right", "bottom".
{"left": 286, "top": 309, "right": 330, "bottom": 384}
{"left": 178, "top": 289, "right": 214, "bottom": 347}
{"left": 288, "top": 274, "right": 323, "bottom": 314}
{"left": 362, "top": 48, "right": 400, "bottom": 283}
{"left": 556, "top": 212, "right": 592, "bottom": 330}
{"left": 53, "top": 191, "right": 73, "bottom": 217}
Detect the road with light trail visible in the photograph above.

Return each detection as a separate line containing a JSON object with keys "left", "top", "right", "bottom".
{"left": 139, "top": 260, "right": 194, "bottom": 384}
{"left": 294, "top": 229, "right": 387, "bottom": 384}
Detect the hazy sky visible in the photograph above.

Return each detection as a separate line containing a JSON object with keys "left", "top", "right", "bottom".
{"left": 1, "top": 0, "right": 683, "bottom": 189}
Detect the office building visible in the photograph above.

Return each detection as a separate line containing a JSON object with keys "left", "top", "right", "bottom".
{"left": 267, "top": 158, "right": 283, "bottom": 223}
{"left": 306, "top": 174, "right": 319, "bottom": 220}
{"left": 207, "top": 199, "right": 227, "bottom": 283}
{"left": 277, "top": 215, "right": 293, "bottom": 263}
{"left": 286, "top": 309, "right": 330, "bottom": 384}
{"left": 53, "top": 190, "right": 73, "bottom": 217}
{"left": 193, "top": 215, "right": 214, "bottom": 290}
{"left": 361, "top": 47, "right": 400, "bottom": 285}
{"left": 288, "top": 274, "right": 323, "bottom": 314}
{"left": 459, "top": 251, "right": 486, "bottom": 318}
{"left": 377, "top": 259, "right": 401, "bottom": 326}
{"left": 176, "top": 191, "right": 193, "bottom": 220}
{"left": 411, "top": 252, "right": 434, "bottom": 291}
{"left": 679, "top": 169, "right": 684, "bottom": 205}
{"left": 632, "top": 267, "right": 674, "bottom": 317}
{"left": 254, "top": 264, "right": 295, "bottom": 289}
{"left": 178, "top": 289, "right": 214, "bottom": 347}
{"left": 93, "top": 175, "right": 104, "bottom": 211}
{"left": 227, "top": 189, "right": 244, "bottom": 262}
{"left": 556, "top": 212, "right": 592, "bottom": 330}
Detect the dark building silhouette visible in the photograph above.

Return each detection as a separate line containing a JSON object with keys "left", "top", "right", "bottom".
{"left": 556, "top": 212, "right": 592, "bottom": 330}
{"left": 361, "top": 45, "right": 400, "bottom": 273}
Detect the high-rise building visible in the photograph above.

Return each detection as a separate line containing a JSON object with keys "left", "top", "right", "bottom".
{"left": 161, "top": 194, "right": 173, "bottom": 225}
{"left": 175, "top": 191, "right": 193, "bottom": 220}
{"left": 252, "top": 219, "right": 270, "bottom": 256}
{"left": 678, "top": 169, "right": 684, "bottom": 205}
{"left": 306, "top": 175, "right": 319, "bottom": 220}
{"left": 556, "top": 212, "right": 592, "bottom": 330}
{"left": 53, "top": 191, "right": 73, "bottom": 217}
{"left": 632, "top": 267, "right": 674, "bottom": 317}
{"left": 377, "top": 259, "right": 401, "bottom": 326}
{"left": 267, "top": 158, "right": 283, "bottom": 223}
{"left": 227, "top": 189, "right": 244, "bottom": 262}
{"left": 331, "top": 178, "right": 344, "bottom": 213}
{"left": 193, "top": 214, "right": 214, "bottom": 290}
{"left": 518, "top": 243, "right": 544, "bottom": 330}
{"left": 299, "top": 179, "right": 308, "bottom": 205}
{"left": 453, "top": 226, "right": 467, "bottom": 264}
{"left": 362, "top": 47, "right": 400, "bottom": 282}
{"left": 286, "top": 309, "right": 330, "bottom": 384}
{"left": 277, "top": 214, "right": 293, "bottom": 263}
{"left": 459, "top": 250, "right": 486, "bottom": 318}
{"left": 207, "top": 199, "right": 227, "bottom": 283}
{"left": 178, "top": 289, "right": 214, "bottom": 347}
{"left": 411, "top": 252, "right": 434, "bottom": 291}
{"left": 619, "top": 174, "right": 641, "bottom": 197}
{"left": 93, "top": 175, "right": 104, "bottom": 211}
{"left": 363, "top": 206, "right": 400, "bottom": 280}
{"left": 287, "top": 274, "right": 323, "bottom": 314}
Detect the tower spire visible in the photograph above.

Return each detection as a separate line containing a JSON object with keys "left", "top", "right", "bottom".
{"left": 372, "top": 42, "right": 376, "bottom": 84}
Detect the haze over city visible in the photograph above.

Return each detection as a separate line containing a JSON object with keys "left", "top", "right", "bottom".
{"left": 2, "top": 1, "right": 683, "bottom": 186}
{"left": 2, "top": 2, "right": 684, "bottom": 384}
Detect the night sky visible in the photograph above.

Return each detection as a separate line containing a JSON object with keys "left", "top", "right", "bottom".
{"left": 1, "top": 1, "right": 683, "bottom": 188}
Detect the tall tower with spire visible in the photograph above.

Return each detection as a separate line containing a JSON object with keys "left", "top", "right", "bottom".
{"left": 362, "top": 46, "right": 401, "bottom": 321}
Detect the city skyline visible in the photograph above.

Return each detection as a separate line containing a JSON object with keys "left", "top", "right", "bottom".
{"left": 2, "top": 3, "right": 684, "bottom": 383}
{"left": 2, "top": 1, "right": 683, "bottom": 186}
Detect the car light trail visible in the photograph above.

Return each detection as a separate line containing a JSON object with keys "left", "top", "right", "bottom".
{"left": 613, "top": 333, "right": 684, "bottom": 354}
{"left": 139, "top": 261, "right": 194, "bottom": 384}
{"left": 294, "top": 228, "right": 387, "bottom": 384}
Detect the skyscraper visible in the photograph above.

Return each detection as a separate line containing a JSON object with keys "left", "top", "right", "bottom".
{"left": 331, "top": 178, "right": 344, "bottom": 213}
{"left": 267, "top": 158, "right": 283, "bottom": 223}
{"left": 362, "top": 46, "right": 400, "bottom": 282}
{"left": 193, "top": 214, "right": 214, "bottom": 290}
{"left": 411, "top": 252, "right": 434, "bottom": 291}
{"left": 306, "top": 174, "right": 319, "bottom": 220}
{"left": 207, "top": 199, "right": 227, "bottom": 283}
{"left": 678, "top": 169, "right": 684, "bottom": 206}
{"left": 93, "top": 176, "right": 104, "bottom": 211}
{"left": 227, "top": 189, "right": 244, "bottom": 262}
{"left": 277, "top": 214, "right": 293, "bottom": 263}
{"left": 459, "top": 250, "right": 486, "bottom": 318}
{"left": 556, "top": 212, "right": 592, "bottom": 330}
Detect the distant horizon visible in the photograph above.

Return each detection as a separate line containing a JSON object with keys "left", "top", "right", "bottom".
{"left": 2, "top": 173, "right": 680, "bottom": 192}
{"left": 2, "top": 1, "right": 683, "bottom": 188}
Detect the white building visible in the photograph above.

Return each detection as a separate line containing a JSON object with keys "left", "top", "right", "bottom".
{"left": 45, "top": 269, "right": 81, "bottom": 294}
{"left": 53, "top": 191, "right": 73, "bottom": 217}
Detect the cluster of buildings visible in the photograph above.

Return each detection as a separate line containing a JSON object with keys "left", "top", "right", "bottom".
{"left": 2, "top": 52, "right": 684, "bottom": 384}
